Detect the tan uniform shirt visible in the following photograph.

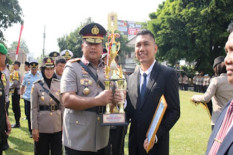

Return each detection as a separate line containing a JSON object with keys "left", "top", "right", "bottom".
{"left": 31, "top": 78, "right": 64, "bottom": 133}
{"left": 192, "top": 73, "right": 233, "bottom": 125}
{"left": 10, "top": 69, "right": 21, "bottom": 95}
{"left": 61, "top": 59, "right": 109, "bottom": 152}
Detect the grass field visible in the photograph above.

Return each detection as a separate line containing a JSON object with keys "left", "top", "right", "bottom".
{"left": 3, "top": 90, "right": 211, "bottom": 155}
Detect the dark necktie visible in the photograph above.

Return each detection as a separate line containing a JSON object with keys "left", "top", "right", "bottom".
{"left": 140, "top": 73, "right": 147, "bottom": 103}
{"left": 209, "top": 100, "right": 233, "bottom": 154}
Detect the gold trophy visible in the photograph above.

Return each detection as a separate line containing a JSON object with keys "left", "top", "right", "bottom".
{"left": 102, "top": 28, "right": 128, "bottom": 126}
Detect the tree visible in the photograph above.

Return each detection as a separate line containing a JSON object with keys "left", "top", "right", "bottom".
{"left": 57, "top": 18, "right": 93, "bottom": 58}
{"left": 0, "top": 0, "right": 23, "bottom": 41}
{"left": 9, "top": 39, "right": 29, "bottom": 53}
{"left": 148, "top": 0, "right": 233, "bottom": 74}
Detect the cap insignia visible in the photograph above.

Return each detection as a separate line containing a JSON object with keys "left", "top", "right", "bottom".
{"left": 65, "top": 51, "right": 69, "bottom": 56}
{"left": 91, "top": 25, "right": 99, "bottom": 35}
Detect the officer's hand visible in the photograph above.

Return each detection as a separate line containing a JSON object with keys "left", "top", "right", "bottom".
{"left": 113, "top": 89, "right": 125, "bottom": 105}
{"left": 32, "top": 129, "right": 39, "bottom": 142}
{"left": 5, "top": 115, "right": 11, "bottom": 135}
{"left": 95, "top": 90, "right": 113, "bottom": 106}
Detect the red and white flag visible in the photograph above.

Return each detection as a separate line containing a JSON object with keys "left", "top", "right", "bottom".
{"left": 16, "top": 23, "right": 24, "bottom": 60}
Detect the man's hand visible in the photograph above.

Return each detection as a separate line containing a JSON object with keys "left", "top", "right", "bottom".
{"left": 32, "top": 129, "right": 39, "bottom": 142}
{"left": 113, "top": 89, "right": 126, "bottom": 105}
{"left": 95, "top": 90, "right": 113, "bottom": 106}
{"left": 5, "top": 115, "right": 11, "bottom": 135}
{"left": 143, "top": 137, "right": 156, "bottom": 152}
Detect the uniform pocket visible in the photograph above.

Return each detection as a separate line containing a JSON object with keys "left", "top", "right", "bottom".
{"left": 68, "top": 111, "right": 87, "bottom": 126}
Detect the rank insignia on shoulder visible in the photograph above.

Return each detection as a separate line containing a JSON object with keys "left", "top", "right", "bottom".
{"left": 81, "top": 68, "right": 88, "bottom": 75}
{"left": 69, "top": 58, "right": 81, "bottom": 63}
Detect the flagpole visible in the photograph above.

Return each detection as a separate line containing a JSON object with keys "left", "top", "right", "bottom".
{"left": 16, "top": 23, "right": 24, "bottom": 60}
{"left": 42, "top": 25, "right": 46, "bottom": 57}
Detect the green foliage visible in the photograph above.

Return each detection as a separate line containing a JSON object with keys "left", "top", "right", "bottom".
{"left": 57, "top": 18, "right": 93, "bottom": 58}
{"left": 0, "top": 0, "right": 23, "bottom": 41}
{"left": 148, "top": 0, "right": 233, "bottom": 73}
{"left": 9, "top": 39, "right": 30, "bottom": 53}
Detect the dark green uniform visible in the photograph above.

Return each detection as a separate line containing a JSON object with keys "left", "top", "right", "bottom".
{"left": 0, "top": 71, "right": 6, "bottom": 154}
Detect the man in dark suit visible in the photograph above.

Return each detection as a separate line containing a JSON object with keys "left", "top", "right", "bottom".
{"left": 126, "top": 30, "right": 180, "bottom": 155}
{"left": 205, "top": 22, "right": 233, "bottom": 155}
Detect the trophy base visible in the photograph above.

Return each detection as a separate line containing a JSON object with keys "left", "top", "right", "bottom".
{"left": 101, "top": 113, "right": 128, "bottom": 126}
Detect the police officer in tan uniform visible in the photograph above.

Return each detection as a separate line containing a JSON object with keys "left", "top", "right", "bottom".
{"left": 61, "top": 23, "right": 123, "bottom": 154}
{"left": 31, "top": 57, "right": 64, "bottom": 155}
{"left": 10, "top": 61, "right": 22, "bottom": 128}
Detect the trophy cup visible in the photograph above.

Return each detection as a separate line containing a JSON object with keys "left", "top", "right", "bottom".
{"left": 102, "top": 29, "right": 128, "bottom": 126}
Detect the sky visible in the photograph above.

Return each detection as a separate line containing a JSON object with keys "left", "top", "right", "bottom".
{"left": 4, "top": 0, "right": 164, "bottom": 59}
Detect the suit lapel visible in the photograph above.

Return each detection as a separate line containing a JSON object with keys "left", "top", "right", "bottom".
{"left": 128, "top": 69, "right": 140, "bottom": 109}
{"left": 139, "top": 62, "right": 160, "bottom": 110}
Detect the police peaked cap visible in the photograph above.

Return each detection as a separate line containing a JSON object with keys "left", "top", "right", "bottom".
{"left": 79, "top": 23, "right": 106, "bottom": 43}
{"left": 60, "top": 49, "right": 73, "bottom": 59}
{"left": 49, "top": 51, "right": 60, "bottom": 58}
{"left": 41, "top": 57, "right": 55, "bottom": 68}
{"left": 30, "top": 60, "right": 39, "bottom": 68}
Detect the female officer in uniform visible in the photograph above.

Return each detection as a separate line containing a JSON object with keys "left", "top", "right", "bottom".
{"left": 31, "top": 57, "right": 64, "bottom": 155}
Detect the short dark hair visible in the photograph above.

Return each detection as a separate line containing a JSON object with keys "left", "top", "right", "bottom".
{"left": 227, "top": 21, "right": 233, "bottom": 33}
{"left": 14, "top": 61, "right": 21, "bottom": 67}
{"left": 136, "top": 29, "right": 155, "bottom": 42}
{"left": 55, "top": 57, "right": 66, "bottom": 65}
{"left": 214, "top": 62, "right": 226, "bottom": 76}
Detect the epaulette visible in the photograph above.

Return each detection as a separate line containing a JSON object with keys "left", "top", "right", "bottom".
{"left": 34, "top": 79, "right": 42, "bottom": 84}
{"left": 53, "top": 78, "right": 60, "bottom": 82}
{"left": 68, "top": 58, "right": 81, "bottom": 63}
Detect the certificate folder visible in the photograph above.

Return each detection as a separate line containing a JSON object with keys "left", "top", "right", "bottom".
{"left": 146, "top": 95, "right": 167, "bottom": 153}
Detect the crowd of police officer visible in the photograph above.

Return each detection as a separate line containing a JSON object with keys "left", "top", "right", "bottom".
{"left": 0, "top": 42, "right": 75, "bottom": 155}
{"left": 0, "top": 23, "right": 127, "bottom": 155}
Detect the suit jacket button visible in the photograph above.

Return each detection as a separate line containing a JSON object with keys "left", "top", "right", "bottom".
{"left": 76, "top": 121, "right": 79, "bottom": 124}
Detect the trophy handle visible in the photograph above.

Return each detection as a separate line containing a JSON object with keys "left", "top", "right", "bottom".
{"left": 104, "top": 80, "right": 111, "bottom": 114}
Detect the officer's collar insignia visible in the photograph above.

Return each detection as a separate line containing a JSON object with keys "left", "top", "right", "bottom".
{"left": 91, "top": 25, "right": 99, "bottom": 35}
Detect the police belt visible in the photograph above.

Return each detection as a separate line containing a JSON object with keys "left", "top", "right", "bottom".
{"left": 85, "top": 106, "right": 105, "bottom": 114}
{"left": 39, "top": 105, "right": 59, "bottom": 112}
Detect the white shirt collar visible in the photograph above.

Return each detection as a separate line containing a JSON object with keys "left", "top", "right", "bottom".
{"left": 139, "top": 60, "right": 156, "bottom": 76}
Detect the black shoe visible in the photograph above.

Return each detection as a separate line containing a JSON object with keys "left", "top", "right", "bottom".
{"left": 30, "top": 133, "right": 32, "bottom": 138}
{"left": 11, "top": 124, "right": 20, "bottom": 128}
{"left": 2, "top": 141, "right": 9, "bottom": 150}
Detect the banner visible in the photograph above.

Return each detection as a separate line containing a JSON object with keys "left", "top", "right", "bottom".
{"left": 16, "top": 24, "right": 24, "bottom": 60}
